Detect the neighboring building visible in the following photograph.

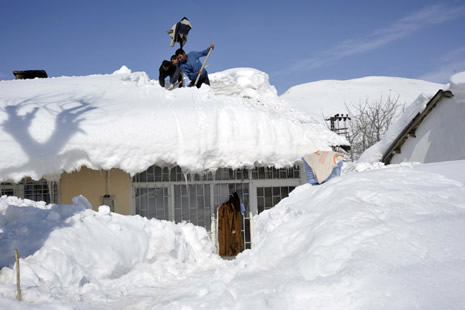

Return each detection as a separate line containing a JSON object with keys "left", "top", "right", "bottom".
{"left": 381, "top": 89, "right": 465, "bottom": 164}
{"left": 358, "top": 72, "right": 465, "bottom": 165}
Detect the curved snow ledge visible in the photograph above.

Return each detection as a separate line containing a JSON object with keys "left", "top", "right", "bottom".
{"left": 0, "top": 67, "right": 347, "bottom": 182}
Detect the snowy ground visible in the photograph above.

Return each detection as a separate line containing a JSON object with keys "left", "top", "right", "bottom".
{"left": 1, "top": 160, "right": 465, "bottom": 309}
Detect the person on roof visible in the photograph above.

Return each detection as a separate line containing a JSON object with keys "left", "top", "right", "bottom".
{"left": 158, "top": 56, "right": 182, "bottom": 90}
{"left": 175, "top": 44, "right": 214, "bottom": 88}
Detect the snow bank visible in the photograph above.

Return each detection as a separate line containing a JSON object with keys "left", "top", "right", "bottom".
{"left": 145, "top": 160, "right": 465, "bottom": 309}
{"left": 1, "top": 161, "right": 465, "bottom": 309}
{"left": 0, "top": 67, "right": 346, "bottom": 182}
{"left": 0, "top": 195, "right": 217, "bottom": 304}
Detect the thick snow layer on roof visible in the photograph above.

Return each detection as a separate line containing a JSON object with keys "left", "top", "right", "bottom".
{"left": 449, "top": 71, "right": 465, "bottom": 95}
{"left": 359, "top": 71, "right": 465, "bottom": 163}
{"left": 280, "top": 76, "right": 442, "bottom": 122}
{"left": 0, "top": 67, "right": 347, "bottom": 182}
{"left": 210, "top": 67, "right": 278, "bottom": 100}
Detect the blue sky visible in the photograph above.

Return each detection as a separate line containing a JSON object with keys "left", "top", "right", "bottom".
{"left": 1, "top": 0, "right": 465, "bottom": 94}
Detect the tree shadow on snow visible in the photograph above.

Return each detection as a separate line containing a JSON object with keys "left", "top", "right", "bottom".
{"left": 0, "top": 94, "right": 99, "bottom": 267}
{"left": 0, "top": 94, "right": 98, "bottom": 178}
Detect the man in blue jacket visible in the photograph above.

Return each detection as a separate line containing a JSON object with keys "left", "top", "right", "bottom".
{"left": 176, "top": 44, "right": 214, "bottom": 88}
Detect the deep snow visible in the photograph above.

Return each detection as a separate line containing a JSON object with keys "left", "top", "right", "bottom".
{"left": 1, "top": 67, "right": 465, "bottom": 309}
{"left": 1, "top": 160, "right": 465, "bottom": 309}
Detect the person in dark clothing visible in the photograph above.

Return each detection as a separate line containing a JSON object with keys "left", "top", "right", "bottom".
{"left": 175, "top": 44, "right": 214, "bottom": 88}
{"left": 158, "top": 58, "right": 182, "bottom": 90}
{"left": 170, "top": 55, "right": 184, "bottom": 87}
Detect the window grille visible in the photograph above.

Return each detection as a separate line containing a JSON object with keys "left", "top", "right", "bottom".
{"left": 215, "top": 168, "right": 249, "bottom": 181}
{"left": 256, "top": 186, "right": 295, "bottom": 214}
{"left": 174, "top": 184, "right": 211, "bottom": 230}
{"left": 1, "top": 183, "right": 14, "bottom": 196}
{"left": 132, "top": 164, "right": 303, "bottom": 252}
{"left": 252, "top": 165, "right": 300, "bottom": 180}
{"left": 0, "top": 179, "right": 58, "bottom": 203}
{"left": 135, "top": 187, "right": 169, "bottom": 220}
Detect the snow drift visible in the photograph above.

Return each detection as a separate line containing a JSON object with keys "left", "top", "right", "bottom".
{"left": 0, "top": 195, "right": 218, "bottom": 300}
{"left": 1, "top": 160, "right": 465, "bottom": 309}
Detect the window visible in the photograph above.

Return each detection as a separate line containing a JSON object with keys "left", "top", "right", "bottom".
{"left": 135, "top": 187, "right": 169, "bottom": 220}
{"left": 0, "top": 179, "right": 58, "bottom": 204}
{"left": 215, "top": 168, "right": 249, "bottom": 181}
{"left": 257, "top": 186, "right": 295, "bottom": 214}
{"left": 132, "top": 164, "right": 304, "bottom": 251}
{"left": 1, "top": 183, "right": 14, "bottom": 196}
{"left": 174, "top": 184, "right": 211, "bottom": 229}
{"left": 133, "top": 166, "right": 170, "bottom": 182}
{"left": 252, "top": 165, "right": 300, "bottom": 180}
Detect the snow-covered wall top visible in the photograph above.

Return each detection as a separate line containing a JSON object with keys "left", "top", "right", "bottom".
{"left": 280, "top": 76, "right": 442, "bottom": 122}
{"left": 0, "top": 66, "right": 347, "bottom": 182}
{"left": 359, "top": 71, "right": 465, "bottom": 163}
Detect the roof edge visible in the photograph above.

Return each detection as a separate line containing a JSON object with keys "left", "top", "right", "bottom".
{"left": 381, "top": 89, "right": 454, "bottom": 164}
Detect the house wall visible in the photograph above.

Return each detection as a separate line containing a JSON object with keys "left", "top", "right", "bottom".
{"left": 391, "top": 98, "right": 465, "bottom": 164}
{"left": 60, "top": 167, "right": 131, "bottom": 214}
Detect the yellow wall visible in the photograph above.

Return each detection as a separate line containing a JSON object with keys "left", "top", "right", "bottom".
{"left": 60, "top": 167, "right": 131, "bottom": 215}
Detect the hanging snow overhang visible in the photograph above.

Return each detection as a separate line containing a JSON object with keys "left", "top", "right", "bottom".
{"left": 381, "top": 89, "right": 454, "bottom": 164}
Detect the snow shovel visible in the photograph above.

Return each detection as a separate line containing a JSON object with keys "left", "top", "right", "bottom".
{"left": 194, "top": 47, "right": 213, "bottom": 87}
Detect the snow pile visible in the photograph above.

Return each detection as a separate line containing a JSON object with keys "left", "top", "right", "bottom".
{"left": 210, "top": 68, "right": 278, "bottom": 101}
{"left": 0, "top": 67, "right": 347, "bottom": 182}
{"left": 280, "top": 76, "right": 442, "bottom": 122}
{"left": 145, "top": 160, "right": 465, "bottom": 309}
{"left": 2, "top": 160, "right": 465, "bottom": 309}
{"left": 0, "top": 195, "right": 217, "bottom": 304}
{"left": 359, "top": 71, "right": 465, "bottom": 163}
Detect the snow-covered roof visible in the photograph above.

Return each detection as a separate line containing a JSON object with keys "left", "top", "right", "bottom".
{"left": 359, "top": 71, "right": 465, "bottom": 163}
{"left": 0, "top": 67, "right": 347, "bottom": 182}
{"left": 280, "top": 76, "right": 442, "bottom": 122}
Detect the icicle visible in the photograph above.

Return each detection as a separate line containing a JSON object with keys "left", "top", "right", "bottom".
{"left": 184, "top": 172, "right": 189, "bottom": 187}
